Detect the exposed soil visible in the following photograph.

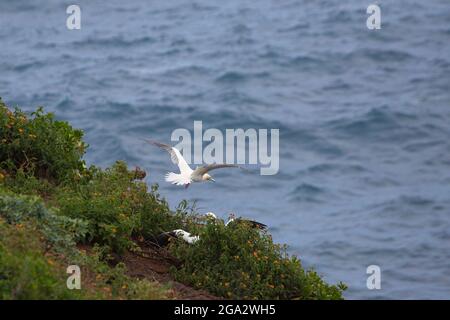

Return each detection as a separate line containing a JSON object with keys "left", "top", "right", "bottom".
{"left": 79, "top": 241, "right": 220, "bottom": 300}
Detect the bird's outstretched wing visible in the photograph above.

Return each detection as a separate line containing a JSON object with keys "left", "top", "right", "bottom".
{"left": 239, "top": 218, "right": 268, "bottom": 230}
{"left": 193, "top": 163, "right": 241, "bottom": 176}
{"left": 145, "top": 139, "right": 192, "bottom": 174}
{"left": 226, "top": 217, "right": 267, "bottom": 230}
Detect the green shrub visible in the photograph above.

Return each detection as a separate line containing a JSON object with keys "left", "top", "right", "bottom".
{"left": 0, "top": 193, "right": 88, "bottom": 254}
{"left": 0, "top": 98, "right": 88, "bottom": 183}
{"left": 0, "top": 216, "right": 171, "bottom": 300}
{"left": 170, "top": 221, "right": 346, "bottom": 299}
{"left": 0, "top": 218, "right": 83, "bottom": 299}
{"left": 55, "top": 161, "right": 183, "bottom": 253}
{"left": 0, "top": 194, "right": 171, "bottom": 300}
{"left": 1, "top": 168, "right": 55, "bottom": 198}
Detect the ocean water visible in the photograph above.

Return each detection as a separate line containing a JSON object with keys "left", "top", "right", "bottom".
{"left": 1, "top": 0, "right": 449, "bottom": 299}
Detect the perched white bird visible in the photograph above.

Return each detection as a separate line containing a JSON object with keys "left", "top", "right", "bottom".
{"left": 225, "top": 213, "right": 267, "bottom": 230}
{"left": 155, "top": 229, "right": 199, "bottom": 246}
{"left": 154, "top": 213, "right": 267, "bottom": 247}
{"left": 203, "top": 212, "right": 267, "bottom": 230}
{"left": 146, "top": 140, "right": 241, "bottom": 188}
{"left": 173, "top": 229, "right": 199, "bottom": 244}
{"left": 204, "top": 212, "right": 218, "bottom": 219}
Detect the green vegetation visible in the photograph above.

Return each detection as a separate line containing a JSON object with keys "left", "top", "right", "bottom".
{"left": 0, "top": 98, "right": 346, "bottom": 300}
{"left": 0, "top": 217, "right": 80, "bottom": 300}
{"left": 54, "top": 161, "right": 183, "bottom": 253}
{"left": 0, "top": 104, "right": 87, "bottom": 182}
{"left": 170, "top": 221, "right": 345, "bottom": 299}
{"left": 0, "top": 192, "right": 171, "bottom": 299}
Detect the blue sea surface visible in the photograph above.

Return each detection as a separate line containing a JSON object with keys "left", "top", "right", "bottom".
{"left": 1, "top": 0, "right": 449, "bottom": 299}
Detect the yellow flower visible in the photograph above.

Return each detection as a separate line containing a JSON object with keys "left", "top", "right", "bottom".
{"left": 18, "top": 128, "right": 24, "bottom": 134}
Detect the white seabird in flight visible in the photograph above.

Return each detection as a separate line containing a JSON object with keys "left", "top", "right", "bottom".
{"left": 146, "top": 140, "right": 241, "bottom": 188}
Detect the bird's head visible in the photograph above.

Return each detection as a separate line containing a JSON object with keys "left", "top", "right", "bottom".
{"left": 202, "top": 173, "right": 215, "bottom": 182}
{"left": 173, "top": 229, "right": 188, "bottom": 238}
{"left": 205, "top": 212, "right": 217, "bottom": 219}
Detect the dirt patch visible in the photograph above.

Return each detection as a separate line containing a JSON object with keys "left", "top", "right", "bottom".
{"left": 122, "top": 247, "right": 219, "bottom": 299}
{"left": 79, "top": 241, "right": 220, "bottom": 300}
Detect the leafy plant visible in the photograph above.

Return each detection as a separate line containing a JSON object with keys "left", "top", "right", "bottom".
{"left": 0, "top": 217, "right": 84, "bottom": 299}
{"left": 0, "top": 98, "right": 87, "bottom": 183}
{"left": 0, "top": 193, "right": 88, "bottom": 253}
{"left": 170, "top": 221, "right": 345, "bottom": 299}
{"left": 0, "top": 193, "right": 171, "bottom": 300}
{"left": 54, "top": 161, "right": 183, "bottom": 253}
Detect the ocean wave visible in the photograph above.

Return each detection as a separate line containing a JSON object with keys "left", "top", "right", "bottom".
{"left": 285, "top": 55, "right": 325, "bottom": 69}
{"left": 155, "top": 65, "right": 211, "bottom": 77}
{"left": 403, "top": 139, "right": 445, "bottom": 153}
{"left": 55, "top": 96, "right": 74, "bottom": 109}
{"left": 305, "top": 163, "right": 367, "bottom": 175}
{"left": 343, "top": 48, "right": 415, "bottom": 63}
{"left": 289, "top": 183, "right": 327, "bottom": 203}
{"left": 284, "top": 128, "right": 344, "bottom": 156}
{"left": 366, "top": 195, "right": 438, "bottom": 221}
{"left": 12, "top": 61, "right": 45, "bottom": 72}
{"left": 277, "top": 22, "right": 310, "bottom": 33}
{"left": 215, "top": 70, "right": 271, "bottom": 83}
{"left": 71, "top": 35, "right": 155, "bottom": 48}
{"left": 326, "top": 107, "right": 424, "bottom": 143}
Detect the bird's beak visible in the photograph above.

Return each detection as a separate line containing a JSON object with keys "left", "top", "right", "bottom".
{"left": 210, "top": 178, "right": 215, "bottom": 182}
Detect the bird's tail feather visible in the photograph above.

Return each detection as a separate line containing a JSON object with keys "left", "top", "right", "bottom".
{"left": 165, "top": 172, "right": 189, "bottom": 186}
